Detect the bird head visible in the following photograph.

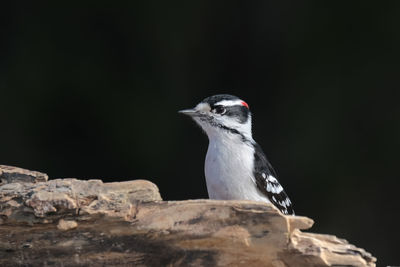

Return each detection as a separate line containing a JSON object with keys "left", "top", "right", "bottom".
{"left": 179, "top": 94, "right": 253, "bottom": 141}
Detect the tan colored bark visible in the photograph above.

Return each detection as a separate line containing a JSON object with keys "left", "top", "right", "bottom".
{"left": 0, "top": 165, "right": 376, "bottom": 266}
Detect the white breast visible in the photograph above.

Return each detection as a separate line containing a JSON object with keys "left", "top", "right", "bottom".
{"left": 204, "top": 133, "right": 271, "bottom": 203}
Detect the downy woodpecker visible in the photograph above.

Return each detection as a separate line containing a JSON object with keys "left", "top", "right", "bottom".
{"left": 179, "top": 94, "right": 294, "bottom": 215}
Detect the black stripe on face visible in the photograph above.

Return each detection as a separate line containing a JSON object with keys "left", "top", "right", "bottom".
{"left": 219, "top": 105, "right": 250, "bottom": 124}
{"left": 198, "top": 114, "right": 250, "bottom": 143}
{"left": 219, "top": 124, "right": 251, "bottom": 143}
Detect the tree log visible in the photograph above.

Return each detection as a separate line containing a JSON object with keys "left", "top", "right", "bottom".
{"left": 0, "top": 165, "right": 376, "bottom": 266}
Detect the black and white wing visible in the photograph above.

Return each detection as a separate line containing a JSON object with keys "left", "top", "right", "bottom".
{"left": 252, "top": 143, "right": 294, "bottom": 215}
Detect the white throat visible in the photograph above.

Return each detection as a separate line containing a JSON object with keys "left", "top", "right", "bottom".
{"left": 195, "top": 114, "right": 253, "bottom": 142}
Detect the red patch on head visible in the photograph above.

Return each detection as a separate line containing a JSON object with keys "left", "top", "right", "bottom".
{"left": 241, "top": 101, "right": 249, "bottom": 109}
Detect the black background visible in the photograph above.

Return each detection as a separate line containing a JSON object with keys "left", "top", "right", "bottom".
{"left": 1, "top": 2, "right": 399, "bottom": 265}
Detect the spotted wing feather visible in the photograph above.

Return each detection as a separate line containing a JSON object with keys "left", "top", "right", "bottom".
{"left": 253, "top": 143, "right": 294, "bottom": 215}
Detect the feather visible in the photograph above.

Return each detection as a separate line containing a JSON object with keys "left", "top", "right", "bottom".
{"left": 252, "top": 142, "right": 294, "bottom": 215}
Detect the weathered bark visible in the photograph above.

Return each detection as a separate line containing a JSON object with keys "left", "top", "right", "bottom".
{"left": 0, "top": 165, "right": 376, "bottom": 266}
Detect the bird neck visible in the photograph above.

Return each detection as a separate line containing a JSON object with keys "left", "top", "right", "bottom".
{"left": 207, "top": 125, "right": 254, "bottom": 148}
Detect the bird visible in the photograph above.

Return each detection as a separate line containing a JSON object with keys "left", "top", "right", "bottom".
{"left": 179, "top": 94, "right": 294, "bottom": 215}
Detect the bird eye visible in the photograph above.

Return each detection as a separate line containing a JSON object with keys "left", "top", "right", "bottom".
{"left": 213, "top": 106, "right": 226, "bottom": 115}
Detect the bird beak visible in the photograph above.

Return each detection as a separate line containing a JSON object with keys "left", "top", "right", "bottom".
{"left": 178, "top": 108, "right": 198, "bottom": 117}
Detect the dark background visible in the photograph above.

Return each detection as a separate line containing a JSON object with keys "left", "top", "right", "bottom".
{"left": 1, "top": 2, "right": 399, "bottom": 265}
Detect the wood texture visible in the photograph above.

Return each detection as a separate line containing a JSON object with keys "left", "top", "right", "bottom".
{"left": 0, "top": 165, "right": 376, "bottom": 266}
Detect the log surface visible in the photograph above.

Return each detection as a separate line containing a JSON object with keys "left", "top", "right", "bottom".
{"left": 0, "top": 165, "right": 376, "bottom": 266}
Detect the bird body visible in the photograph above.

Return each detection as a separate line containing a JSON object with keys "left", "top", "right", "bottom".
{"left": 205, "top": 127, "right": 268, "bottom": 202}
{"left": 180, "top": 94, "right": 294, "bottom": 215}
